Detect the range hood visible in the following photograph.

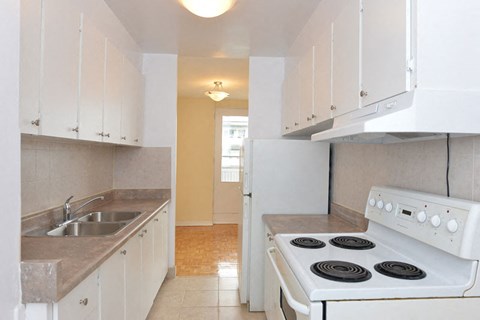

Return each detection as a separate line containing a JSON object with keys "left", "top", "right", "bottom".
{"left": 311, "top": 89, "right": 480, "bottom": 144}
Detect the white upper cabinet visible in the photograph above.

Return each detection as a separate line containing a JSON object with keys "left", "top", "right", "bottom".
{"left": 331, "top": 0, "right": 361, "bottom": 117}
{"left": 313, "top": 27, "right": 333, "bottom": 125}
{"left": 281, "top": 58, "right": 300, "bottom": 134}
{"left": 360, "top": 0, "right": 412, "bottom": 107}
{"left": 297, "top": 46, "right": 315, "bottom": 130}
{"left": 103, "top": 40, "right": 123, "bottom": 144}
{"left": 40, "top": 0, "right": 81, "bottom": 139}
{"left": 120, "top": 59, "right": 144, "bottom": 145}
{"left": 78, "top": 16, "right": 105, "bottom": 142}
{"left": 19, "top": 0, "right": 42, "bottom": 135}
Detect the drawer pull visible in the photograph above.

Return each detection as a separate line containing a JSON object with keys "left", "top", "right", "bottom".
{"left": 79, "top": 298, "right": 88, "bottom": 306}
{"left": 120, "top": 250, "right": 127, "bottom": 255}
{"left": 154, "top": 218, "right": 159, "bottom": 222}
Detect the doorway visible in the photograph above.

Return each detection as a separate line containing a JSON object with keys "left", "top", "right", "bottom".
{"left": 213, "top": 109, "right": 248, "bottom": 224}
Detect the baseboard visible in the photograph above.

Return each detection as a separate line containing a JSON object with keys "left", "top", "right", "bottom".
{"left": 167, "top": 267, "right": 176, "bottom": 279}
{"left": 175, "top": 220, "right": 213, "bottom": 226}
{"left": 213, "top": 213, "right": 239, "bottom": 224}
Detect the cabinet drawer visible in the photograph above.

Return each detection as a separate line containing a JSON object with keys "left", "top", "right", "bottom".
{"left": 55, "top": 271, "right": 99, "bottom": 320}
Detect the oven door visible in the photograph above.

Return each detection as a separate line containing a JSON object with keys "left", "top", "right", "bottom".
{"left": 265, "top": 247, "right": 324, "bottom": 320}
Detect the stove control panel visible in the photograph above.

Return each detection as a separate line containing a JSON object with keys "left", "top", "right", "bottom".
{"left": 365, "top": 186, "right": 480, "bottom": 260}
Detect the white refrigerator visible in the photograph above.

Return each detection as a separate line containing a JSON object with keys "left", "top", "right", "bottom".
{"left": 238, "top": 139, "right": 330, "bottom": 311}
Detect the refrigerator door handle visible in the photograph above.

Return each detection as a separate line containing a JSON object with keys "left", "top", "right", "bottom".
{"left": 243, "top": 193, "right": 252, "bottom": 198}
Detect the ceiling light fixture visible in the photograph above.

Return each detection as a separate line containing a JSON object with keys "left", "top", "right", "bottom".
{"left": 180, "top": 0, "right": 237, "bottom": 18}
{"left": 205, "top": 81, "right": 230, "bottom": 102}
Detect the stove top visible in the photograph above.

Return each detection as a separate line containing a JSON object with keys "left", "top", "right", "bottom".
{"left": 275, "top": 231, "right": 477, "bottom": 301}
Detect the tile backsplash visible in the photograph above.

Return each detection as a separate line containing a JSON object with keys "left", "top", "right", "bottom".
{"left": 331, "top": 136, "right": 480, "bottom": 213}
{"left": 21, "top": 136, "right": 172, "bottom": 216}
{"left": 21, "top": 136, "right": 114, "bottom": 216}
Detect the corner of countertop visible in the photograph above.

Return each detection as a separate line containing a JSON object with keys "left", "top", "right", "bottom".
{"left": 21, "top": 259, "right": 62, "bottom": 303}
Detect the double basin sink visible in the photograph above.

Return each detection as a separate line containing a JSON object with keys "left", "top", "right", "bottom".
{"left": 41, "top": 211, "right": 142, "bottom": 237}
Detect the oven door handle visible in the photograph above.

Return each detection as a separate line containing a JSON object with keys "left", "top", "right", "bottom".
{"left": 267, "top": 247, "right": 310, "bottom": 316}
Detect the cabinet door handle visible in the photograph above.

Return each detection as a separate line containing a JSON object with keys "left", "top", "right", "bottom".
{"left": 306, "top": 117, "right": 311, "bottom": 121}
{"left": 104, "top": 133, "right": 110, "bottom": 138}
{"left": 311, "top": 114, "right": 316, "bottom": 119}
{"left": 134, "top": 138, "right": 139, "bottom": 142}
{"left": 294, "top": 122, "right": 299, "bottom": 126}
{"left": 330, "top": 105, "right": 336, "bottom": 111}
{"left": 143, "top": 229, "right": 148, "bottom": 234}
{"left": 31, "top": 119, "right": 40, "bottom": 127}
{"left": 120, "top": 250, "right": 127, "bottom": 255}
{"left": 360, "top": 90, "right": 368, "bottom": 97}
{"left": 72, "top": 126, "right": 79, "bottom": 133}
{"left": 267, "top": 233, "right": 272, "bottom": 237}
{"left": 97, "top": 132, "right": 104, "bottom": 137}
{"left": 139, "top": 233, "right": 144, "bottom": 238}
{"left": 285, "top": 126, "right": 290, "bottom": 130}
{"left": 79, "top": 298, "right": 88, "bottom": 306}
{"left": 268, "top": 237, "right": 274, "bottom": 241}
{"left": 121, "top": 136, "right": 126, "bottom": 140}
{"left": 154, "top": 218, "right": 159, "bottom": 222}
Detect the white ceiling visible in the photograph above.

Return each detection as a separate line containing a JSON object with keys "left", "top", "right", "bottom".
{"left": 104, "top": 0, "right": 321, "bottom": 99}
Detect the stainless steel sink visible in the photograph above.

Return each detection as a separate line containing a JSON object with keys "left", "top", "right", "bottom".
{"left": 77, "top": 211, "right": 142, "bottom": 222}
{"left": 47, "top": 222, "right": 127, "bottom": 237}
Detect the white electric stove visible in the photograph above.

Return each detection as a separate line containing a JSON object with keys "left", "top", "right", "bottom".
{"left": 265, "top": 186, "right": 480, "bottom": 320}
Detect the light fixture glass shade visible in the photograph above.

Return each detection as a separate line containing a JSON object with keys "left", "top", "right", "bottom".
{"left": 181, "top": 0, "right": 236, "bottom": 18}
{"left": 205, "top": 81, "right": 229, "bottom": 102}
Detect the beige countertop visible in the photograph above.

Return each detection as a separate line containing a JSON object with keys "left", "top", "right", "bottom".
{"left": 21, "top": 197, "right": 169, "bottom": 303}
{"left": 263, "top": 211, "right": 367, "bottom": 235}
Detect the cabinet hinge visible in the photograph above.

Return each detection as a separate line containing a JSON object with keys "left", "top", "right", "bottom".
{"left": 407, "top": 58, "right": 415, "bottom": 72}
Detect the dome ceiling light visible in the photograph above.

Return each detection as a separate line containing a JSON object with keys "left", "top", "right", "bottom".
{"left": 205, "top": 81, "right": 229, "bottom": 102}
{"left": 180, "top": 0, "right": 237, "bottom": 18}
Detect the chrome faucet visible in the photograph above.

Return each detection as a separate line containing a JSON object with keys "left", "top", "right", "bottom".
{"left": 63, "top": 195, "right": 105, "bottom": 223}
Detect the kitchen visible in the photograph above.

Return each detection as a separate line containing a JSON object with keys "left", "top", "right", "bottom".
{"left": 2, "top": 0, "right": 480, "bottom": 319}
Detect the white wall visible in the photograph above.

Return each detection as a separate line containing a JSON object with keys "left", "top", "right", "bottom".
{"left": 142, "top": 54, "right": 178, "bottom": 268}
{"left": 1, "top": 0, "right": 23, "bottom": 318}
{"left": 248, "top": 57, "right": 285, "bottom": 139}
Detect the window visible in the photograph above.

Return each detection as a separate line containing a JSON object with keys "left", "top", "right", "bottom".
{"left": 220, "top": 116, "right": 248, "bottom": 182}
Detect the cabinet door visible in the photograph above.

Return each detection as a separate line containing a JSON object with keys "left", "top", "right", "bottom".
{"left": 298, "top": 46, "right": 315, "bottom": 129}
{"left": 141, "top": 222, "right": 155, "bottom": 319}
{"left": 361, "top": 0, "right": 411, "bottom": 106}
{"left": 152, "top": 206, "right": 169, "bottom": 295}
{"left": 313, "top": 27, "right": 333, "bottom": 124}
{"left": 78, "top": 17, "right": 105, "bottom": 142}
{"left": 120, "top": 59, "right": 143, "bottom": 145}
{"left": 125, "top": 233, "right": 142, "bottom": 320}
{"left": 331, "top": 0, "right": 361, "bottom": 117}
{"left": 281, "top": 58, "right": 300, "bottom": 134}
{"left": 103, "top": 40, "right": 123, "bottom": 144}
{"left": 54, "top": 271, "right": 99, "bottom": 320}
{"left": 160, "top": 207, "right": 169, "bottom": 282}
{"left": 19, "top": 0, "right": 42, "bottom": 134}
{"left": 99, "top": 249, "right": 125, "bottom": 320}
{"left": 40, "top": 0, "right": 81, "bottom": 139}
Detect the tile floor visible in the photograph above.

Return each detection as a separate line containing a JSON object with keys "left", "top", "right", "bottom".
{"left": 146, "top": 276, "right": 266, "bottom": 320}
{"left": 147, "top": 225, "right": 266, "bottom": 319}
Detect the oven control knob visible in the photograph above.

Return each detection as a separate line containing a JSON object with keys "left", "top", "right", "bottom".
{"left": 369, "top": 198, "right": 376, "bottom": 207}
{"left": 430, "top": 215, "right": 441, "bottom": 228}
{"left": 385, "top": 203, "right": 393, "bottom": 212}
{"left": 416, "top": 211, "right": 427, "bottom": 223}
{"left": 447, "top": 219, "right": 459, "bottom": 233}
{"left": 376, "top": 200, "right": 384, "bottom": 210}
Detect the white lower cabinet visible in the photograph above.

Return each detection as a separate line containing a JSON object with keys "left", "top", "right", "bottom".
{"left": 54, "top": 271, "right": 99, "bottom": 320}
{"left": 25, "top": 204, "right": 170, "bottom": 320}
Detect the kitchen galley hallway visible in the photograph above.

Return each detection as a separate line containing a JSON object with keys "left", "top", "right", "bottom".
{"left": 147, "top": 224, "right": 266, "bottom": 320}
